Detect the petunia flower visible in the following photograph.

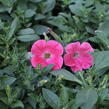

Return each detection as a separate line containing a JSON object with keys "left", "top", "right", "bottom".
{"left": 64, "top": 42, "right": 94, "bottom": 72}
{"left": 31, "top": 40, "right": 63, "bottom": 70}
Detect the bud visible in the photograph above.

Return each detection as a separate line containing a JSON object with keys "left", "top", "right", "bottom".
{"left": 25, "top": 52, "right": 33, "bottom": 60}
{"left": 38, "top": 80, "right": 48, "bottom": 86}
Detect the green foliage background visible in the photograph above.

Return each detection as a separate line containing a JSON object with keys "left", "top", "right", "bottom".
{"left": 0, "top": 0, "right": 109, "bottom": 109}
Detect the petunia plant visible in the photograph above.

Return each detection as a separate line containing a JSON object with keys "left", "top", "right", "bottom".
{"left": 1, "top": 0, "right": 109, "bottom": 109}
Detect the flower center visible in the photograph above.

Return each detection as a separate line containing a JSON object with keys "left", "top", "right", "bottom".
{"left": 44, "top": 53, "right": 51, "bottom": 59}
{"left": 73, "top": 52, "right": 79, "bottom": 58}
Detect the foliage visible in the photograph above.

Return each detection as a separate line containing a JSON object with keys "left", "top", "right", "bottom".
{"left": 0, "top": 0, "right": 109, "bottom": 109}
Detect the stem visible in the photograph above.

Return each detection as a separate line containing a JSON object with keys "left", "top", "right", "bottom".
{"left": 78, "top": 71, "right": 87, "bottom": 87}
{"left": 43, "top": 32, "right": 49, "bottom": 41}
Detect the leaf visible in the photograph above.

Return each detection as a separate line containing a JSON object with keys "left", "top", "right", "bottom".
{"left": 27, "top": 93, "right": 38, "bottom": 108}
{"left": 17, "top": 34, "right": 39, "bottom": 42}
{"left": 43, "top": 64, "right": 54, "bottom": 73}
{"left": 47, "top": 15, "right": 73, "bottom": 32}
{"left": 0, "top": 76, "right": 16, "bottom": 89}
{"left": 25, "top": 9, "right": 35, "bottom": 18}
{"left": 34, "top": 25, "right": 49, "bottom": 35}
{"left": 5, "top": 85, "right": 11, "bottom": 97}
{"left": 8, "top": 17, "right": 20, "bottom": 38}
{"left": 94, "top": 51, "right": 109, "bottom": 71}
{"left": 0, "top": 97, "right": 8, "bottom": 104}
{"left": 74, "top": 88, "right": 98, "bottom": 109}
{"left": 42, "top": 0, "right": 56, "bottom": 13}
{"left": 42, "top": 88, "right": 60, "bottom": 109}
{"left": 95, "top": 22, "right": 109, "bottom": 37}
{"left": 50, "top": 69, "right": 82, "bottom": 85}
{"left": 30, "top": 0, "right": 42, "bottom": 3}
{"left": 11, "top": 100, "right": 24, "bottom": 108}
{"left": 99, "top": 88, "right": 108, "bottom": 102}
{"left": 69, "top": 4, "right": 86, "bottom": 16}
{"left": 18, "top": 28, "right": 35, "bottom": 35}
{"left": 0, "top": 66, "right": 14, "bottom": 76}
{"left": 35, "top": 14, "right": 45, "bottom": 21}
{"left": 60, "top": 85, "right": 69, "bottom": 106}
{"left": 47, "top": 15, "right": 67, "bottom": 27}
{"left": 0, "top": 0, "right": 16, "bottom": 7}
{"left": 69, "top": 0, "right": 92, "bottom": 17}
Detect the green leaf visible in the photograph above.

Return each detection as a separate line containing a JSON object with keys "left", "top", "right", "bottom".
{"left": 5, "top": 85, "right": 11, "bottom": 97}
{"left": 74, "top": 88, "right": 98, "bottom": 109}
{"left": 94, "top": 51, "right": 109, "bottom": 71}
{"left": 0, "top": 0, "right": 16, "bottom": 7}
{"left": 69, "top": 0, "right": 92, "bottom": 17}
{"left": 18, "top": 28, "right": 35, "bottom": 35}
{"left": 42, "top": 0, "right": 56, "bottom": 13}
{"left": 0, "top": 66, "right": 14, "bottom": 75}
{"left": 11, "top": 100, "right": 24, "bottom": 108}
{"left": 60, "top": 85, "right": 69, "bottom": 106}
{"left": 99, "top": 88, "right": 108, "bottom": 102}
{"left": 25, "top": 9, "right": 35, "bottom": 18}
{"left": 42, "top": 88, "right": 60, "bottom": 109}
{"left": 47, "top": 15, "right": 73, "bottom": 32}
{"left": 17, "top": 34, "right": 39, "bottom": 42}
{"left": 50, "top": 69, "right": 82, "bottom": 85}
{"left": 35, "top": 14, "right": 45, "bottom": 21}
{"left": 0, "top": 97, "right": 8, "bottom": 104}
{"left": 30, "top": 0, "right": 42, "bottom": 3}
{"left": 0, "top": 76, "right": 16, "bottom": 89}
{"left": 43, "top": 64, "right": 54, "bottom": 73}
{"left": 69, "top": 4, "right": 86, "bottom": 16}
{"left": 27, "top": 93, "right": 38, "bottom": 108}
{"left": 8, "top": 17, "right": 20, "bottom": 38}
{"left": 34, "top": 25, "right": 49, "bottom": 35}
{"left": 96, "top": 22, "right": 109, "bottom": 37}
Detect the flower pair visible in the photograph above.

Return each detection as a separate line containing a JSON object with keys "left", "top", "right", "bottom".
{"left": 31, "top": 40, "right": 94, "bottom": 72}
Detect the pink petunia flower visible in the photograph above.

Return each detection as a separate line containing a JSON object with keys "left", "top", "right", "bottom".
{"left": 31, "top": 40, "right": 63, "bottom": 70}
{"left": 64, "top": 42, "right": 94, "bottom": 72}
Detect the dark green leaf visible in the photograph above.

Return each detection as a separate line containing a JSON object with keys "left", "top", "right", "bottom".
{"left": 27, "top": 93, "right": 38, "bottom": 108}
{"left": 42, "top": 88, "right": 60, "bottom": 109}
{"left": 11, "top": 100, "right": 24, "bottom": 108}
{"left": 35, "top": 14, "right": 45, "bottom": 21}
{"left": 8, "top": 17, "right": 20, "bottom": 38}
{"left": 25, "top": 9, "right": 35, "bottom": 18}
{"left": 42, "top": 0, "right": 56, "bottom": 13}
{"left": 74, "top": 88, "right": 98, "bottom": 109}
{"left": 0, "top": 76, "right": 16, "bottom": 89}
{"left": 60, "top": 85, "right": 69, "bottom": 106}
{"left": 50, "top": 69, "right": 82, "bottom": 85}
{"left": 17, "top": 34, "right": 39, "bottom": 42}
{"left": 94, "top": 51, "right": 109, "bottom": 71}
{"left": 18, "top": 28, "right": 35, "bottom": 35}
{"left": 99, "top": 88, "right": 108, "bottom": 102}
{"left": 34, "top": 25, "right": 49, "bottom": 35}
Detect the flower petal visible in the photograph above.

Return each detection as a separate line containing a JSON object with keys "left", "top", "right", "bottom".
{"left": 31, "top": 55, "right": 47, "bottom": 68}
{"left": 65, "top": 42, "right": 80, "bottom": 54}
{"left": 64, "top": 54, "right": 75, "bottom": 66}
{"left": 80, "top": 54, "right": 93, "bottom": 69}
{"left": 81, "top": 42, "right": 94, "bottom": 53}
{"left": 31, "top": 40, "right": 46, "bottom": 55}
{"left": 71, "top": 66, "right": 82, "bottom": 72}
{"left": 47, "top": 40, "right": 63, "bottom": 55}
{"left": 53, "top": 56, "right": 63, "bottom": 70}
